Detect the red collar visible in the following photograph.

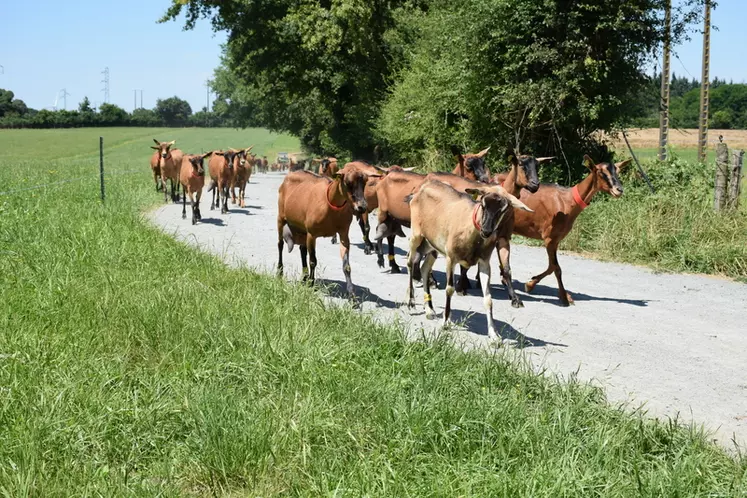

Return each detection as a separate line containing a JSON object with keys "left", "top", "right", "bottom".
{"left": 191, "top": 170, "right": 201, "bottom": 178}
{"left": 572, "top": 185, "right": 588, "bottom": 210}
{"left": 472, "top": 204, "right": 481, "bottom": 232}
{"left": 326, "top": 181, "right": 347, "bottom": 210}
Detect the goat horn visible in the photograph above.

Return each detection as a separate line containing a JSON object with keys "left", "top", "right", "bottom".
{"left": 168, "top": 140, "right": 176, "bottom": 146}
{"left": 536, "top": 156, "right": 555, "bottom": 163}
{"left": 153, "top": 138, "right": 160, "bottom": 145}
{"left": 402, "top": 167, "right": 417, "bottom": 172}
{"left": 505, "top": 192, "right": 534, "bottom": 213}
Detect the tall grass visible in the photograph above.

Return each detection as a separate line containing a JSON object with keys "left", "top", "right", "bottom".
{"left": 0, "top": 129, "right": 744, "bottom": 495}
{"left": 562, "top": 155, "right": 747, "bottom": 279}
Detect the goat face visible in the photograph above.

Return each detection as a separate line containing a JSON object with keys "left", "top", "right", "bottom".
{"left": 338, "top": 168, "right": 381, "bottom": 215}
{"left": 152, "top": 139, "right": 175, "bottom": 164}
{"left": 319, "top": 159, "right": 332, "bottom": 176}
{"left": 477, "top": 193, "right": 509, "bottom": 239}
{"left": 584, "top": 155, "right": 630, "bottom": 198}
{"left": 464, "top": 154, "right": 490, "bottom": 183}
{"left": 512, "top": 155, "right": 541, "bottom": 193}
{"left": 189, "top": 154, "right": 207, "bottom": 176}
{"left": 223, "top": 150, "right": 237, "bottom": 171}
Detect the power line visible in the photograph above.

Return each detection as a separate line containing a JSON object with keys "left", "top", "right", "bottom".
{"left": 60, "top": 88, "right": 71, "bottom": 110}
{"left": 101, "top": 67, "right": 110, "bottom": 104}
{"left": 205, "top": 80, "right": 211, "bottom": 112}
{"left": 133, "top": 89, "right": 143, "bottom": 110}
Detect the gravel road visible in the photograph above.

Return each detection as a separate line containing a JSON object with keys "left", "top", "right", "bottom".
{"left": 150, "top": 172, "right": 747, "bottom": 450}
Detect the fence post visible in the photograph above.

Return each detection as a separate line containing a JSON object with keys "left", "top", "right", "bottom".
{"left": 99, "top": 136, "right": 105, "bottom": 202}
{"left": 727, "top": 149, "right": 744, "bottom": 210}
{"left": 714, "top": 142, "right": 728, "bottom": 211}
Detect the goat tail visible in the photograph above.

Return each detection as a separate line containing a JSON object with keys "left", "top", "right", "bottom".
{"left": 403, "top": 193, "right": 414, "bottom": 204}
{"left": 282, "top": 225, "right": 295, "bottom": 253}
{"left": 207, "top": 180, "right": 217, "bottom": 192}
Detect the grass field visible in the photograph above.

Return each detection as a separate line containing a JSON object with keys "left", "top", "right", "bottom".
{"left": 0, "top": 128, "right": 745, "bottom": 495}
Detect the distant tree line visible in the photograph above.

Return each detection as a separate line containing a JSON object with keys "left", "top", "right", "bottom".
{"left": 632, "top": 74, "right": 747, "bottom": 129}
{"left": 0, "top": 90, "right": 235, "bottom": 129}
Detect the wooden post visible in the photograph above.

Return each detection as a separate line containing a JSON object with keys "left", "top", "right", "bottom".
{"left": 698, "top": 0, "right": 711, "bottom": 163}
{"left": 99, "top": 136, "right": 105, "bottom": 202}
{"left": 727, "top": 149, "right": 744, "bottom": 210}
{"left": 658, "top": 0, "right": 671, "bottom": 161}
{"left": 714, "top": 142, "right": 728, "bottom": 211}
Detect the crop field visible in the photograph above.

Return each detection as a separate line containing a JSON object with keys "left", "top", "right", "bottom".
{"left": 0, "top": 128, "right": 745, "bottom": 495}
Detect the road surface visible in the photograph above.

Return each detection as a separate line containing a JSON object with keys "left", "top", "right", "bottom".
{"left": 150, "top": 172, "right": 747, "bottom": 450}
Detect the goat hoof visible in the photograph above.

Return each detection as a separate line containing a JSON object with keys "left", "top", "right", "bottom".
{"left": 426, "top": 310, "right": 436, "bottom": 320}
{"left": 390, "top": 265, "right": 401, "bottom": 274}
{"left": 191, "top": 218, "right": 196, "bottom": 225}
{"left": 488, "top": 329, "right": 501, "bottom": 343}
{"left": 566, "top": 293, "right": 575, "bottom": 305}
{"left": 364, "top": 246, "right": 372, "bottom": 256}
{"left": 525, "top": 281, "right": 536, "bottom": 293}
{"left": 182, "top": 214, "right": 186, "bottom": 219}
{"left": 511, "top": 298, "right": 524, "bottom": 309}
{"left": 377, "top": 257, "right": 385, "bottom": 268}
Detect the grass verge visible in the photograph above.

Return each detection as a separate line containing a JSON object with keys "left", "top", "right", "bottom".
{"left": 0, "top": 129, "right": 745, "bottom": 495}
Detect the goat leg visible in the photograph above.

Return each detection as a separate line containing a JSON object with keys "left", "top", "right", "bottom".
{"left": 195, "top": 190, "right": 202, "bottom": 221}
{"left": 163, "top": 174, "right": 169, "bottom": 203}
{"left": 443, "top": 258, "right": 455, "bottom": 327}
{"left": 457, "top": 264, "right": 471, "bottom": 295}
{"left": 405, "top": 234, "right": 424, "bottom": 308}
{"left": 550, "top": 247, "right": 573, "bottom": 306}
{"left": 387, "top": 235, "right": 401, "bottom": 273}
{"left": 478, "top": 259, "right": 498, "bottom": 341}
{"left": 181, "top": 185, "right": 187, "bottom": 220}
{"left": 421, "top": 252, "right": 438, "bottom": 319}
{"left": 497, "top": 238, "right": 522, "bottom": 308}
{"left": 307, "top": 234, "right": 318, "bottom": 286}
{"left": 300, "top": 246, "right": 309, "bottom": 283}
{"left": 277, "top": 220, "right": 285, "bottom": 276}
{"left": 339, "top": 231, "right": 354, "bottom": 298}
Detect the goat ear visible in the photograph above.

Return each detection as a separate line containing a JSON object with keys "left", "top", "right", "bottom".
{"left": 507, "top": 154, "right": 519, "bottom": 166}
{"left": 615, "top": 159, "right": 632, "bottom": 173}
{"left": 213, "top": 150, "right": 224, "bottom": 156}
{"left": 167, "top": 140, "right": 176, "bottom": 146}
{"left": 201, "top": 152, "right": 212, "bottom": 160}
{"left": 464, "top": 188, "right": 483, "bottom": 201}
{"left": 476, "top": 147, "right": 490, "bottom": 158}
{"left": 150, "top": 146, "right": 159, "bottom": 150}
{"left": 153, "top": 138, "right": 160, "bottom": 145}
{"left": 582, "top": 154, "right": 595, "bottom": 170}
{"left": 505, "top": 193, "right": 534, "bottom": 213}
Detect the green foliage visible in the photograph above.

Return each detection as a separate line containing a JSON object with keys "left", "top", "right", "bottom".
{"left": 164, "top": 0, "right": 706, "bottom": 176}
{"left": 0, "top": 128, "right": 744, "bottom": 495}
{"left": 559, "top": 152, "right": 747, "bottom": 278}
{"left": 155, "top": 96, "right": 193, "bottom": 127}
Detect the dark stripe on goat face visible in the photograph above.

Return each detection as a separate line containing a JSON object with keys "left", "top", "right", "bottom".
{"left": 224, "top": 151, "right": 237, "bottom": 169}
{"left": 343, "top": 172, "right": 368, "bottom": 214}
{"left": 190, "top": 157, "right": 205, "bottom": 176}
{"left": 519, "top": 156, "right": 540, "bottom": 192}
{"left": 466, "top": 156, "right": 490, "bottom": 183}
{"left": 479, "top": 194, "right": 508, "bottom": 238}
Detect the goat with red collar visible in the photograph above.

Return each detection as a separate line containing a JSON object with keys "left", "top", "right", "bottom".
{"left": 405, "top": 179, "right": 533, "bottom": 340}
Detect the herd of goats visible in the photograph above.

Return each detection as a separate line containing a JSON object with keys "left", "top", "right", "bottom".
{"left": 149, "top": 138, "right": 631, "bottom": 340}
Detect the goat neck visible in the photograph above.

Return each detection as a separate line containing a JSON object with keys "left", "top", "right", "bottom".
{"left": 572, "top": 168, "right": 600, "bottom": 211}
{"left": 327, "top": 177, "right": 347, "bottom": 210}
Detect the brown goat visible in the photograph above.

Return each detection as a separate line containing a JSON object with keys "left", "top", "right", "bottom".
{"left": 151, "top": 139, "right": 184, "bottom": 203}
{"left": 277, "top": 164, "right": 381, "bottom": 297}
{"left": 231, "top": 146, "right": 255, "bottom": 208}
{"left": 506, "top": 155, "right": 630, "bottom": 306}
{"left": 406, "top": 180, "right": 532, "bottom": 339}
{"left": 149, "top": 149, "right": 162, "bottom": 192}
{"left": 451, "top": 146, "right": 491, "bottom": 183}
{"left": 207, "top": 150, "right": 237, "bottom": 214}
{"left": 180, "top": 152, "right": 211, "bottom": 225}
{"left": 261, "top": 156, "right": 269, "bottom": 173}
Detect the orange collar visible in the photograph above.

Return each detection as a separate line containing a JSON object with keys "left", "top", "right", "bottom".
{"left": 572, "top": 185, "right": 588, "bottom": 210}
{"left": 326, "top": 181, "right": 347, "bottom": 210}
{"left": 472, "top": 204, "right": 481, "bottom": 232}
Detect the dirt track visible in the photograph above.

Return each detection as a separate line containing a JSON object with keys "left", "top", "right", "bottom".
{"left": 150, "top": 172, "right": 747, "bottom": 450}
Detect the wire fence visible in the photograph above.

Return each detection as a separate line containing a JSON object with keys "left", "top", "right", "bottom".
{"left": 0, "top": 137, "right": 145, "bottom": 198}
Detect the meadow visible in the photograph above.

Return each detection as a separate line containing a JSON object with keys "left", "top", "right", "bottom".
{"left": 0, "top": 128, "right": 745, "bottom": 495}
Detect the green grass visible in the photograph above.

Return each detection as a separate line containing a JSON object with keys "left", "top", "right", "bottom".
{"left": 0, "top": 128, "right": 745, "bottom": 495}
{"left": 549, "top": 152, "right": 747, "bottom": 279}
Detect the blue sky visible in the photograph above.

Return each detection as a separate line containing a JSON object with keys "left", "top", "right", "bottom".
{"left": 0, "top": 1, "right": 745, "bottom": 113}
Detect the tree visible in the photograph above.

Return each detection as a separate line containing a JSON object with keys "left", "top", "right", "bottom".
{"left": 0, "top": 89, "right": 15, "bottom": 117}
{"left": 78, "top": 97, "right": 93, "bottom": 113}
{"left": 130, "top": 108, "right": 162, "bottom": 127}
{"left": 155, "top": 96, "right": 192, "bottom": 127}
{"left": 98, "top": 103, "right": 129, "bottom": 126}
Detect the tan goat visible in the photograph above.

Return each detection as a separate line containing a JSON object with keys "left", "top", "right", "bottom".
{"left": 406, "top": 180, "right": 533, "bottom": 339}
{"left": 151, "top": 139, "right": 184, "bottom": 203}
{"left": 179, "top": 152, "right": 211, "bottom": 225}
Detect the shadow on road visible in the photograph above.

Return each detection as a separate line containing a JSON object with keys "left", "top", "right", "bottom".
{"left": 198, "top": 217, "right": 225, "bottom": 226}
{"left": 316, "top": 278, "right": 564, "bottom": 349}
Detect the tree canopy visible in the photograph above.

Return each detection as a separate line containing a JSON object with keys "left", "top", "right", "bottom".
{"left": 162, "top": 0, "right": 708, "bottom": 176}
